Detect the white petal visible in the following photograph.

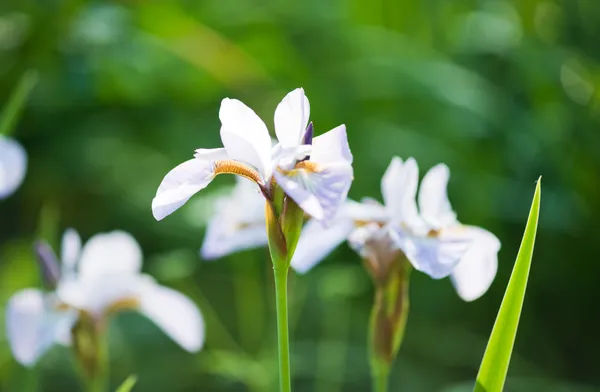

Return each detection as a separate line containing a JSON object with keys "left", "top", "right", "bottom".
{"left": 0, "top": 136, "right": 27, "bottom": 200}
{"left": 57, "top": 274, "right": 141, "bottom": 317}
{"left": 418, "top": 163, "right": 458, "bottom": 229}
{"left": 291, "top": 217, "right": 354, "bottom": 274}
{"left": 152, "top": 158, "right": 216, "bottom": 221}
{"left": 310, "top": 125, "right": 353, "bottom": 165}
{"left": 274, "top": 88, "right": 310, "bottom": 148}
{"left": 219, "top": 98, "right": 272, "bottom": 179}
{"left": 193, "top": 147, "right": 229, "bottom": 160}
{"left": 78, "top": 231, "right": 142, "bottom": 280}
{"left": 451, "top": 227, "right": 501, "bottom": 301}
{"left": 381, "top": 157, "right": 422, "bottom": 228}
{"left": 139, "top": 281, "right": 205, "bottom": 352}
{"left": 392, "top": 226, "right": 472, "bottom": 279}
{"left": 344, "top": 199, "right": 389, "bottom": 223}
{"left": 347, "top": 222, "right": 385, "bottom": 256}
{"left": 274, "top": 162, "right": 353, "bottom": 224}
{"left": 200, "top": 178, "right": 267, "bottom": 259}
{"left": 61, "top": 228, "right": 81, "bottom": 277}
{"left": 6, "top": 289, "right": 77, "bottom": 366}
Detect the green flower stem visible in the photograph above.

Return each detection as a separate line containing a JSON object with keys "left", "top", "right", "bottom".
{"left": 373, "top": 367, "right": 389, "bottom": 392}
{"left": 274, "top": 266, "right": 291, "bottom": 392}
{"left": 87, "top": 326, "right": 109, "bottom": 392}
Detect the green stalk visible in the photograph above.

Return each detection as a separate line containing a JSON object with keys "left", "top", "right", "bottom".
{"left": 87, "top": 327, "right": 109, "bottom": 392}
{"left": 372, "top": 367, "right": 389, "bottom": 392}
{"left": 273, "top": 266, "right": 291, "bottom": 392}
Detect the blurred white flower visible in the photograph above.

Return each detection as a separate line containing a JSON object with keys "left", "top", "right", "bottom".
{"left": 6, "top": 229, "right": 204, "bottom": 366}
{"left": 0, "top": 135, "right": 27, "bottom": 200}
{"left": 152, "top": 88, "right": 353, "bottom": 225}
{"left": 291, "top": 157, "right": 500, "bottom": 301}
{"left": 200, "top": 177, "right": 268, "bottom": 259}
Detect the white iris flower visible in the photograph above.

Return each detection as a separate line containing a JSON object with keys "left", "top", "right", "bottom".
{"left": 0, "top": 136, "right": 27, "bottom": 200}
{"left": 151, "top": 88, "right": 353, "bottom": 225}
{"left": 291, "top": 157, "right": 501, "bottom": 301}
{"left": 5, "top": 229, "right": 204, "bottom": 366}
{"left": 200, "top": 177, "right": 268, "bottom": 260}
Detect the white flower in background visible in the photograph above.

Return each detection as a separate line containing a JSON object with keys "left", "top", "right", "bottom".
{"left": 201, "top": 177, "right": 268, "bottom": 259}
{"left": 0, "top": 135, "right": 27, "bottom": 199}
{"left": 152, "top": 88, "right": 353, "bottom": 225}
{"left": 291, "top": 156, "right": 501, "bottom": 301}
{"left": 5, "top": 229, "right": 204, "bottom": 366}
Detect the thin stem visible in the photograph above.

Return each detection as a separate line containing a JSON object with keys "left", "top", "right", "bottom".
{"left": 274, "top": 267, "right": 291, "bottom": 392}
{"left": 373, "top": 367, "right": 389, "bottom": 392}
{"left": 87, "top": 325, "right": 109, "bottom": 392}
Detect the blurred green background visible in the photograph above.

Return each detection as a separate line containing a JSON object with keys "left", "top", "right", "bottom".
{"left": 1, "top": 0, "right": 599, "bottom": 391}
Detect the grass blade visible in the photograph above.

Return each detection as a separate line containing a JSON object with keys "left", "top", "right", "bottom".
{"left": 474, "top": 177, "right": 542, "bottom": 392}
{"left": 0, "top": 69, "right": 38, "bottom": 137}
{"left": 115, "top": 375, "right": 137, "bottom": 392}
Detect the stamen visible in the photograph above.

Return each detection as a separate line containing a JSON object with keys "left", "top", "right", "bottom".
{"left": 213, "top": 160, "right": 263, "bottom": 185}
{"left": 293, "top": 160, "right": 321, "bottom": 173}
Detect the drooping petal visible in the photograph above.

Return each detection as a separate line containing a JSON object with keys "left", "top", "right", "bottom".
{"left": 219, "top": 98, "right": 272, "bottom": 179}
{"left": 200, "top": 178, "right": 268, "bottom": 259}
{"left": 274, "top": 162, "right": 353, "bottom": 223}
{"left": 381, "top": 157, "right": 422, "bottom": 229}
{"left": 61, "top": 228, "right": 81, "bottom": 277}
{"left": 451, "top": 226, "right": 501, "bottom": 301}
{"left": 152, "top": 158, "right": 216, "bottom": 221}
{"left": 274, "top": 88, "right": 310, "bottom": 149}
{"left": 0, "top": 136, "right": 27, "bottom": 200}
{"left": 77, "top": 231, "right": 142, "bottom": 280}
{"left": 391, "top": 226, "right": 472, "bottom": 279}
{"left": 6, "top": 289, "right": 77, "bottom": 366}
{"left": 418, "top": 163, "right": 458, "bottom": 229}
{"left": 139, "top": 281, "right": 205, "bottom": 352}
{"left": 290, "top": 217, "right": 354, "bottom": 274}
{"left": 275, "top": 125, "right": 354, "bottom": 224}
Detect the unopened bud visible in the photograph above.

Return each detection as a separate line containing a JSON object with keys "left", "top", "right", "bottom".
{"left": 34, "top": 241, "right": 61, "bottom": 289}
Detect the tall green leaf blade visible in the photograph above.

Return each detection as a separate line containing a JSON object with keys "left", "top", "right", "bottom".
{"left": 0, "top": 69, "right": 38, "bottom": 137}
{"left": 474, "top": 177, "right": 542, "bottom": 392}
{"left": 115, "top": 375, "right": 137, "bottom": 392}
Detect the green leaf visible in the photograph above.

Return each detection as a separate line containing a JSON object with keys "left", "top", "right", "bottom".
{"left": 115, "top": 375, "right": 137, "bottom": 392}
{"left": 0, "top": 69, "right": 38, "bottom": 137}
{"left": 474, "top": 177, "right": 542, "bottom": 392}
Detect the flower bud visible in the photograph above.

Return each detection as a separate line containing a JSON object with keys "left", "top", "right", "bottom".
{"left": 33, "top": 241, "right": 61, "bottom": 289}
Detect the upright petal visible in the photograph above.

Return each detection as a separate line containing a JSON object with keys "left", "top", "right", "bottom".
{"left": 451, "top": 227, "right": 501, "bottom": 301}
{"left": 152, "top": 158, "right": 216, "bottom": 221}
{"left": 139, "top": 281, "right": 205, "bottom": 352}
{"left": 391, "top": 226, "right": 472, "bottom": 279}
{"left": 200, "top": 178, "right": 268, "bottom": 259}
{"left": 275, "top": 125, "right": 354, "bottom": 224}
{"left": 418, "top": 163, "right": 458, "bottom": 229}
{"left": 310, "top": 125, "right": 353, "bottom": 165}
{"left": 78, "top": 231, "right": 142, "bottom": 280}
{"left": 291, "top": 217, "right": 354, "bottom": 274}
{"left": 274, "top": 88, "right": 310, "bottom": 149}
{"left": 61, "top": 228, "right": 81, "bottom": 277}
{"left": 0, "top": 136, "right": 27, "bottom": 199}
{"left": 381, "top": 157, "right": 422, "bottom": 229}
{"left": 6, "top": 289, "right": 77, "bottom": 366}
{"left": 219, "top": 98, "right": 272, "bottom": 179}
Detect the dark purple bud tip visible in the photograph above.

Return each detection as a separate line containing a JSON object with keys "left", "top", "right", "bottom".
{"left": 34, "top": 241, "right": 61, "bottom": 289}
{"left": 303, "top": 122, "right": 314, "bottom": 146}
